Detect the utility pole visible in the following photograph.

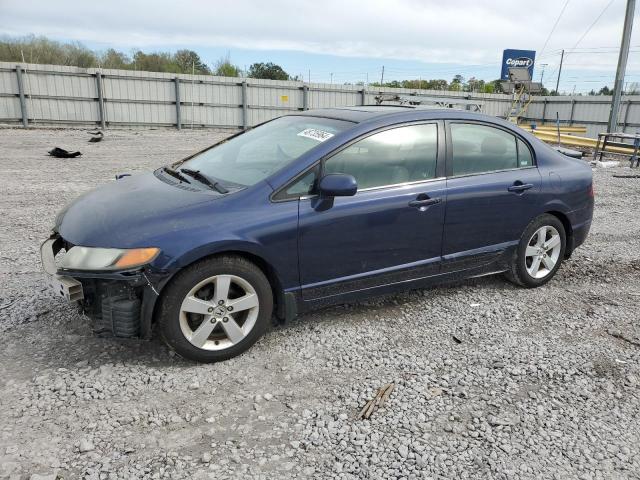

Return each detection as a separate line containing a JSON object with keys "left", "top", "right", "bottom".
{"left": 539, "top": 63, "right": 548, "bottom": 84}
{"left": 308, "top": 69, "right": 311, "bottom": 83}
{"left": 555, "top": 49, "right": 564, "bottom": 95}
{"left": 330, "top": 73, "right": 333, "bottom": 85}
{"left": 608, "top": 0, "right": 635, "bottom": 133}
{"left": 380, "top": 66, "right": 385, "bottom": 86}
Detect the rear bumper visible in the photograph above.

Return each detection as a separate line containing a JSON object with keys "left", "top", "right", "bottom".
{"left": 40, "top": 234, "right": 168, "bottom": 339}
{"left": 572, "top": 218, "right": 592, "bottom": 250}
{"left": 566, "top": 201, "right": 593, "bottom": 256}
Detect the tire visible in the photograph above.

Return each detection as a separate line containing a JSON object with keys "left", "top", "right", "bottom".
{"left": 158, "top": 255, "right": 273, "bottom": 363}
{"left": 505, "top": 214, "right": 566, "bottom": 288}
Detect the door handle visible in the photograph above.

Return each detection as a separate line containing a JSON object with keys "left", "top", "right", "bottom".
{"left": 508, "top": 182, "right": 534, "bottom": 193}
{"left": 409, "top": 197, "right": 442, "bottom": 208}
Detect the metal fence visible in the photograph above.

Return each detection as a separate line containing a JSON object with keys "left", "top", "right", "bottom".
{"left": 2, "top": 61, "right": 640, "bottom": 138}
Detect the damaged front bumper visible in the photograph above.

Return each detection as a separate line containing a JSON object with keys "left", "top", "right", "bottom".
{"left": 40, "top": 235, "right": 168, "bottom": 339}
{"left": 40, "top": 237, "right": 84, "bottom": 301}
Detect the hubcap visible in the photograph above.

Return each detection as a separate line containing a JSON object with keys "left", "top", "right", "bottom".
{"left": 179, "top": 274, "right": 259, "bottom": 351}
{"left": 525, "top": 225, "right": 561, "bottom": 279}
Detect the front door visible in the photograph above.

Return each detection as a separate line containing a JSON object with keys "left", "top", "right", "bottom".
{"left": 297, "top": 122, "right": 446, "bottom": 300}
{"left": 442, "top": 121, "right": 542, "bottom": 271}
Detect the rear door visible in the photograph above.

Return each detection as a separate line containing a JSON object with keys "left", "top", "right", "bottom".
{"left": 442, "top": 121, "right": 542, "bottom": 271}
{"left": 295, "top": 122, "right": 447, "bottom": 300}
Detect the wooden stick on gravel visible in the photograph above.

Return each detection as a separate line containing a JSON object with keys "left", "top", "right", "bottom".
{"left": 359, "top": 383, "right": 395, "bottom": 419}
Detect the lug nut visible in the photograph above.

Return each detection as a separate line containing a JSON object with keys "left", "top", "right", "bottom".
{"left": 210, "top": 317, "right": 216, "bottom": 323}
{"left": 223, "top": 317, "right": 228, "bottom": 322}
{"left": 208, "top": 307, "right": 214, "bottom": 313}
{"left": 227, "top": 306, "right": 233, "bottom": 311}
{"left": 218, "top": 300, "right": 225, "bottom": 305}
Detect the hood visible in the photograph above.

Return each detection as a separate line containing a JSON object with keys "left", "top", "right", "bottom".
{"left": 56, "top": 171, "right": 221, "bottom": 248}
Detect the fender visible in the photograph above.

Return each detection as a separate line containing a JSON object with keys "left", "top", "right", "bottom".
{"left": 161, "top": 239, "right": 288, "bottom": 289}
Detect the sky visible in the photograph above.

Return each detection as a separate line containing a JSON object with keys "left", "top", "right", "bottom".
{"left": 1, "top": 0, "right": 639, "bottom": 93}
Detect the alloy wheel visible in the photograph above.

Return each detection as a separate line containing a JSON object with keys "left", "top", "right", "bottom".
{"left": 178, "top": 274, "right": 259, "bottom": 351}
{"left": 525, "top": 225, "right": 562, "bottom": 279}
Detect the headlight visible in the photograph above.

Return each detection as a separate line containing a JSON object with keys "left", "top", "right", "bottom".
{"left": 60, "top": 246, "right": 160, "bottom": 271}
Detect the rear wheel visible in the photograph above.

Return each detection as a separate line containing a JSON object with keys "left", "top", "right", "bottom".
{"left": 158, "top": 256, "right": 273, "bottom": 363}
{"left": 505, "top": 214, "right": 566, "bottom": 288}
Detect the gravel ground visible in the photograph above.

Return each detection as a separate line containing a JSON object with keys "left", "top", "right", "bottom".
{"left": 1, "top": 127, "right": 639, "bottom": 480}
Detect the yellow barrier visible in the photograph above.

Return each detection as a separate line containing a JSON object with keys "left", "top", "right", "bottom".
{"left": 525, "top": 129, "right": 635, "bottom": 155}
{"left": 518, "top": 124, "right": 587, "bottom": 134}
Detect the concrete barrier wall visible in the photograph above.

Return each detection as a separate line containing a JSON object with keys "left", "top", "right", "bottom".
{"left": 1, "top": 62, "right": 639, "bottom": 138}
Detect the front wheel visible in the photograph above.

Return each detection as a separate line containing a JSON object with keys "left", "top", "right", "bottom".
{"left": 158, "top": 256, "right": 273, "bottom": 363}
{"left": 505, "top": 214, "right": 566, "bottom": 288}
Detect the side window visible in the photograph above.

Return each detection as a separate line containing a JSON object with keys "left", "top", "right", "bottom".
{"left": 450, "top": 123, "right": 518, "bottom": 176}
{"left": 517, "top": 138, "right": 534, "bottom": 167}
{"left": 272, "top": 166, "right": 319, "bottom": 201}
{"left": 324, "top": 124, "right": 438, "bottom": 190}
{"left": 285, "top": 168, "right": 317, "bottom": 196}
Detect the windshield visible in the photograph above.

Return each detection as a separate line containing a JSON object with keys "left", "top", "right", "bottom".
{"left": 179, "top": 116, "right": 353, "bottom": 187}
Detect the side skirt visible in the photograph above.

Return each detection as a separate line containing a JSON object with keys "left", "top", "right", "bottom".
{"left": 289, "top": 246, "right": 514, "bottom": 317}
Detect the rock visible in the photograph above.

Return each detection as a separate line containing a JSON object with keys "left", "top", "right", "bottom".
{"left": 30, "top": 472, "right": 58, "bottom": 480}
{"left": 79, "top": 438, "right": 95, "bottom": 453}
{"left": 201, "top": 452, "right": 212, "bottom": 463}
{"left": 398, "top": 445, "right": 409, "bottom": 458}
{"left": 488, "top": 414, "right": 520, "bottom": 427}
{"left": 5, "top": 446, "right": 18, "bottom": 455}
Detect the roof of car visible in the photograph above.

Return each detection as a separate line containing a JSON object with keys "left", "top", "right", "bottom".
{"left": 296, "top": 106, "right": 497, "bottom": 124}
{"left": 298, "top": 106, "right": 416, "bottom": 122}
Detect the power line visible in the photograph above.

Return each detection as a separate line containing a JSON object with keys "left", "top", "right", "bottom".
{"left": 538, "top": 0, "right": 571, "bottom": 59}
{"left": 544, "top": 0, "right": 617, "bottom": 87}
{"left": 570, "top": 0, "right": 616, "bottom": 53}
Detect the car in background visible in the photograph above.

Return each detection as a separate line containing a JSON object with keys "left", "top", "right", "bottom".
{"left": 41, "top": 107, "right": 593, "bottom": 362}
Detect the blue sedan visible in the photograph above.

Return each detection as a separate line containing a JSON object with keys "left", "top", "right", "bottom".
{"left": 41, "top": 107, "right": 594, "bottom": 362}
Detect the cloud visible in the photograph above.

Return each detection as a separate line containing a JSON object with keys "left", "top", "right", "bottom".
{"left": 0, "top": 0, "right": 637, "bottom": 71}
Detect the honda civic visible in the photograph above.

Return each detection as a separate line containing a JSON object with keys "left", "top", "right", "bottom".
{"left": 41, "top": 107, "right": 593, "bottom": 362}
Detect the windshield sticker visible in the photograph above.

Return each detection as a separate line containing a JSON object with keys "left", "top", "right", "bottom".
{"left": 297, "top": 128, "right": 334, "bottom": 142}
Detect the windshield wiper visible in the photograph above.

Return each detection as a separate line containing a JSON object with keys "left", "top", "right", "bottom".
{"left": 163, "top": 166, "right": 191, "bottom": 184}
{"left": 179, "top": 168, "right": 229, "bottom": 194}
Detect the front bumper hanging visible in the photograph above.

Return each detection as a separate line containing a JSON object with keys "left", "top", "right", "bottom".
{"left": 40, "top": 235, "right": 165, "bottom": 339}
{"left": 40, "top": 237, "right": 84, "bottom": 302}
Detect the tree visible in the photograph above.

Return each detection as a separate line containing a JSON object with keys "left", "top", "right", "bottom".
{"left": 0, "top": 35, "right": 98, "bottom": 67}
{"left": 213, "top": 53, "right": 240, "bottom": 77}
{"left": 174, "top": 49, "right": 210, "bottom": 74}
{"left": 597, "top": 86, "right": 612, "bottom": 96}
{"left": 248, "top": 62, "right": 290, "bottom": 80}
{"left": 450, "top": 74, "right": 464, "bottom": 91}
{"left": 62, "top": 41, "right": 98, "bottom": 68}
{"left": 428, "top": 79, "right": 448, "bottom": 90}
{"left": 627, "top": 82, "right": 640, "bottom": 95}
{"left": 131, "top": 51, "right": 177, "bottom": 73}
{"left": 100, "top": 49, "right": 130, "bottom": 69}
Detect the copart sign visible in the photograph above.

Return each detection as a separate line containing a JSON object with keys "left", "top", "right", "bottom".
{"left": 501, "top": 49, "right": 536, "bottom": 80}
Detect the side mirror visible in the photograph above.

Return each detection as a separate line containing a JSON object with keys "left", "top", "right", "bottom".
{"left": 318, "top": 173, "right": 357, "bottom": 197}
